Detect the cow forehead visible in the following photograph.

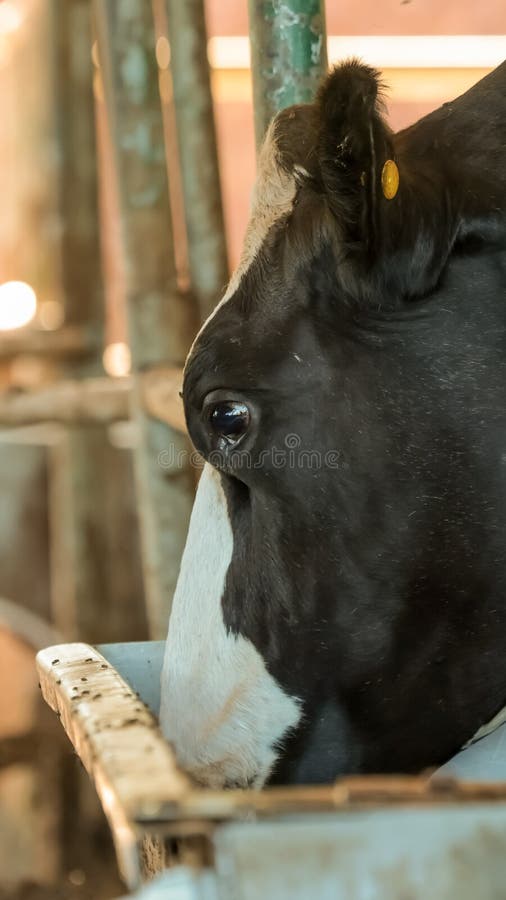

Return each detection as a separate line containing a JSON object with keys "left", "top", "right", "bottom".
{"left": 232, "top": 119, "right": 298, "bottom": 301}
{"left": 185, "top": 119, "right": 299, "bottom": 369}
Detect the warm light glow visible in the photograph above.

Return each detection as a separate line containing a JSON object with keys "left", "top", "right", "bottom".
{"left": 208, "top": 35, "right": 506, "bottom": 70}
{"left": 91, "top": 40, "right": 99, "bottom": 68}
{"left": 0, "top": 2, "right": 23, "bottom": 35}
{"left": 108, "top": 421, "right": 140, "bottom": 449}
{"left": 10, "top": 354, "right": 55, "bottom": 389}
{"left": 0, "top": 281, "right": 37, "bottom": 331}
{"left": 93, "top": 69, "right": 105, "bottom": 104}
{"left": 68, "top": 870, "right": 86, "bottom": 887}
{"left": 39, "top": 300, "right": 64, "bottom": 331}
{"left": 207, "top": 36, "right": 248, "bottom": 70}
{"left": 211, "top": 66, "right": 490, "bottom": 106}
{"left": 103, "top": 342, "right": 131, "bottom": 377}
{"left": 156, "top": 36, "right": 171, "bottom": 70}
{"left": 327, "top": 36, "right": 506, "bottom": 69}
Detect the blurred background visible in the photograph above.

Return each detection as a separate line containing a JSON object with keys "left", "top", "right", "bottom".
{"left": 0, "top": 0, "right": 504, "bottom": 897}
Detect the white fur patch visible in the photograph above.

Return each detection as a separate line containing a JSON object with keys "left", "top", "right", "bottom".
{"left": 160, "top": 464, "right": 301, "bottom": 789}
{"left": 185, "top": 120, "right": 298, "bottom": 368}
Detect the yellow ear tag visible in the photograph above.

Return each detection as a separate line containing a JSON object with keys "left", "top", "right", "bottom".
{"left": 381, "top": 159, "right": 399, "bottom": 200}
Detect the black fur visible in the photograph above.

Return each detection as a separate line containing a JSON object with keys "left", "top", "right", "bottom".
{"left": 317, "top": 60, "right": 391, "bottom": 254}
{"left": 183, "top": 63, "right": 506, "bottom": 784}
{"left": 275, "top": 60, "right": 506, "bottom": 307}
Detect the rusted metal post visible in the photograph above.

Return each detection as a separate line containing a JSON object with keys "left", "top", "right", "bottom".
{"left": 159, "top": 0, "right": 229, "bottom": 320}
{"left": 94, "top": 0, "right": 197, "bottom": 638}
{"left": 248, "top": 0, "right": 328, "bottom": 149}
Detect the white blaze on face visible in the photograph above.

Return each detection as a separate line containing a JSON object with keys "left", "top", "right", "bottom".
{"left": 160, "top": 464, "right": 301, "bottom": 789}
{"left": 162, "top": 121, "right": 302, "bottom": 788}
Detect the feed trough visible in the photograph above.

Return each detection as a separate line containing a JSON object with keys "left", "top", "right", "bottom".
{"left": 37, "top": 640, "right": 506, "bottom": 898}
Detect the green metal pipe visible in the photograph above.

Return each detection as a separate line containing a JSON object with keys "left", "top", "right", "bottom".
{"left": 163, "top": 0, "right": 229, "bottom": 321}
{"left": 248, "top": 0, "right": 328, "bottom": 150}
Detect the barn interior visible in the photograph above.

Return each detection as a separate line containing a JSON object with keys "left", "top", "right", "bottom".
{"left": 0, "top": 1, "right": 504, "bottom": 898}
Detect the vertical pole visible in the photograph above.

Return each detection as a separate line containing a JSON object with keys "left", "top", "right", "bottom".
{"left": 51, "top": 0, "right": 147, "bottom": 645}
{"left": 50, "top": 0, "right": 113, "bottom": 643}
{"left": 55, "top": 0, "right": 103, "bottom": 349}
{"left": 49, "top": 2, "right": 131, "bottom": 883}
{"left": 94, "top": 0, "right": 197, "bottom": 638}
{"left": 160, "top": 0, "right": 229, "bottom": 320}
{"left": 248, "top": 0, "right": 328, "bottom": 150}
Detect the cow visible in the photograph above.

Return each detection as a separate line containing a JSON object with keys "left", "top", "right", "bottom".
{"left": 160, "top": 60, "right": 506, "bottom": 789}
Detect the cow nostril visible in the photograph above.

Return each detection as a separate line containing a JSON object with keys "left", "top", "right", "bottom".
{"left": 207, "top": 401, "right": 251, "bottom": 445}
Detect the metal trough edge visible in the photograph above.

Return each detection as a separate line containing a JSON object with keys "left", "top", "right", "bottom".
{"left": 36, "top": 641, "right": 506, "bottom": 891}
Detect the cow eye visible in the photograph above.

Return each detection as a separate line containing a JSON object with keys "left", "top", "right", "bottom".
{"left": 208, "top": 401, "right": 250, "bottom": 444}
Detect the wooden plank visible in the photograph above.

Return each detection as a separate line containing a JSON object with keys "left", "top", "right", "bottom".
{"left": 0, "top": 597, "right": 63, "bottom": 650}
{"left": 37, "top": 643, "right": 191, "bottom": 815}
{"left": 158, "top": 0, "right": 229, "bottom": 320}
{"left": 0, "top": 326, "right": 95, "bottom": 362}
{"left": 36, "top": 642, "right": 192, "bottom": 887}
{"left": 56, "top": 0, "right": 103, "bottom": 337}
{"left": 49, "top": 0, "right": 114, "bottom": 646}
{"left": 141, "top": 365, "right": 186, "bottom": 434}
{"left": 93, "top": 1, "right": 196, "bottom": 368}
{"left": 0, "top": 377, "right": 131, "bottom": 426}
{"left": 0, "top": 366, "right": 186, "bottom": 433}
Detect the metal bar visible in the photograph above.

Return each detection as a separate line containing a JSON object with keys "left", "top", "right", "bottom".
{"left": 93, "top": 0, "right": 197, "bottom": 638}
{"left": 212, "top": 810, "right": 506, "bottom": 900}
{"left": 160, "top": 0, "right": 229, "bottom": 320}
{"left": 248, "top": 0, "right": 328, "bottom": 149}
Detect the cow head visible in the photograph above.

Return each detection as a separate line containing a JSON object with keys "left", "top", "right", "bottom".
{"left": 160, "top": 61, "right": 506, "bottom": 788}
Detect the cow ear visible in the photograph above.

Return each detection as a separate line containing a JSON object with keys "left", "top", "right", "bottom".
{"left": 317, "top": 60, "right": 393, "bottom": 254}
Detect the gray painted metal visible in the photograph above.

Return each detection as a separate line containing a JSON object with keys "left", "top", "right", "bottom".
{"left": 438, "top": 724, "right": 506, "bottom": 781}
{"left": 248, "top": 0, "right": 328, "bottom": 149}
{"left": 212, "top": 808, "right": 506, "bottom": 899}
{"left": 98, "top": 641, "right": 166, "bottom": 715}
{"left": 117, "top": 867, "right": 217, "bottom": 900}
{"left": 122, "top": 806, "right": 506, "bottom": 899}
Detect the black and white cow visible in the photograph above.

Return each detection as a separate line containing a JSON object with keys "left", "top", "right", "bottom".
{"left": 160, "top": 61, "right": 506, "bottom": 788}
